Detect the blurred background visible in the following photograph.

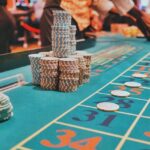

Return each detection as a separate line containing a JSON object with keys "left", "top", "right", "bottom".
{"left": 0, "top": 0, "right": 150, "bottom": 54}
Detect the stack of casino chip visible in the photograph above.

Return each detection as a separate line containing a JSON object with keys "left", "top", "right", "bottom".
{"left": 53, "top": 10, "right": 71, "bottom": 25}
{"left": 59, "top": 58, "right": 79, "bottom": 92}
{"left": 0, "top": 93, "right": 13, "bottom": 122}
{"left": 76, "top": 51, "right": 92, "bottom": 83}
{"left": 70, "top": 25, "right": 77, "bottom": 54}
{"left": 52, "top": 25, "right": 70, "bottom": 58}
{"left": 29, "top": 54, "right": 42, "bottom": 85}
{"left": 69, "top": 55, "right": 88, "bottom": 85}
{"left": 40, "top": 57, "right": 59, "bottom": 90}
{"left": 28, "top": 10, "right": 92, "bottom": 92}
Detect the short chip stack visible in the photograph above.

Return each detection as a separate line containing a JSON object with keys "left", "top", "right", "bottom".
{"left": 40, "top": 57, "right": 59, "bottom": 90}
{"left": 59, "top": 58, "right": 79, "bottom": 92}
{"left": 69, "top": 55, "right": 87, "bottom": 85}
{"left": 77, "top": 51, "right": 92, "bottom": 83}
{"left": 70, "top": 25, "right": 77, "bottom": 54}
{"left": 29, "top": 52, "right": 92, "bottom": 92}
{"left": 29, "top": 54, "right": 42, "bottom": 85}
{"left": 0, "top": 93, "right": 13, "bottom": 122}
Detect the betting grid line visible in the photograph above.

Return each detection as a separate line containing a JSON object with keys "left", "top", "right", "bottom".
{"left": 111, "top": 82, "right": 150, "bottom": 90}
{"left": 11, "top": 77, "right": 120, "bottom": 150}
{"left": 79, "top": 104, "right": 150, "bottom": 121}
{"left": 121, "top": 75, "right": 135, "bottom": 78}
{"left": 98, "top": 92, "right": 148, "bottom": 102}
{"left": 141, "top": 60, "right": 150, "bottom": 63}
{"left": 113, "top": 54, "right": 150, "bottom": 149}
{"left": 56, "top": 121, "right": 123, "bottom": 138}
{"left": 80, "top": 104, "right": 138, "bottom": 117}
{"left": 115, "top": 53, "right": 150, "bottom": 149}
{"left": 127, "top": 137, "right": 150, "bottom": 145}
{"left": 115, "top": 98, "right": 150, "bottom": 150}
{"left": 55, "top": 121, "right": 150, "bottom": 146}
{"left": 92, "top": 45, "right": 137, "bottom": 71}
{"left": 62, "top": 51, "right": 150, "bottom": 148}
{"left": 11, "top": 52, "right": 150, "bottom": 150}
{"left": 80, "top": 104, "right": 150, "bottom": 119}
{"left": 128, "top": 70, "right": 150, "bottom": 73}
{"left": 135, "top": 65, "right": 150, "bottom": 68}
{"left": 17, "top": 146, "right": 32, "bottom": 150}
{"left": 92, "top": 48, "right": 135, "bottom": 65}
{"left": 100, "top": 59, "right": 113, "bottom": 65}
{"left": 142, "top": 115, "right": 150, "bottom": 119}
{"left": 121, "top": 75, "right": 149, "bottom": 78}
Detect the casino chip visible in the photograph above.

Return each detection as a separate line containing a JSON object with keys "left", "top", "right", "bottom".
{"left": 97, "top": 102, "right": 119, "bottom": 112}
{"left": 132, "top": 73, "right": 148, "bottom": 78}
{"left": 124, "top": 82, "right": 141, "bottom": 88}
{"left": 0, "top": 93, "right": 13, "bottom": 122}
{"left": 111, "top": 90, "right": 130, "bottom": 97}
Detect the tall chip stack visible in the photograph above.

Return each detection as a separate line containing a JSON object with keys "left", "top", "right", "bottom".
{"left": 0, "top": 93, "right": 13, "bottom": 122}
{"left": 59, "top": 58, "right": 79, "bottom": 92}
{"left": 52, "top": 10, "right": 72, "bottom": 57}
{"left": 40, "top": 57, "right": 59, "bottom": 90}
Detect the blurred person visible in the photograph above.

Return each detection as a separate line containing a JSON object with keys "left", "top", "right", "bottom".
{"left": 61, "top": 0, "right": 94, "bottom": 33}
{"left": 40, "top": 0, "right": 94, "bottom": 47}
{"left": 90, "top": 10, "right": 103, "bottom": 31}
{"left": 33, "top": 0, "right": 45, "bottom": 23}
{"left": 24, "top": 0, "right": 45, "bottom": 28}
{"left": 61, "top": 0, "right": 103, "bottom": 34}
{"left": 92, "top": 0, "right": 150, "bottom": 41}
{"left": 40, "top": 0, "right": 62, "bottom": 47}
{"left": 142, "top": 11, "right": 150, "bottom": 27}
{"left": 0, "top": 0, "right": 16, "bottom": 54}
{"left": 103, "top": 13, "right": 136, "bottom": 31}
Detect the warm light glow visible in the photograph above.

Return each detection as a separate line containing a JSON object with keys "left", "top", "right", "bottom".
{"left": 7, "top": 0, "right": 16, "bottom": 10}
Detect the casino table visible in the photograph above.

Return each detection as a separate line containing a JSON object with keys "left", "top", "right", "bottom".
{"left": 0, "top": 35, "right": 150, "bottom": 150}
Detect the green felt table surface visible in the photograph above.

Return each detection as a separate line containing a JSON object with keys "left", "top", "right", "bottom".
{"left": 0, "top": 36, "right": 150, "bottom": 150}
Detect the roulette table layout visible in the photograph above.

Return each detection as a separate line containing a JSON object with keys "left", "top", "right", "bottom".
{"left": 0, "top": 35, "right": 150, "bottom": 150}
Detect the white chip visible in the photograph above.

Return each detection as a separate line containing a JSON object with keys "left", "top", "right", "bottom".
{"left": 41, "top": 57, "right": 58, "bottom": 61}
{"left": 97, "top": 102, "right": 119, "bottom": 112}
{"left": 132, "top": 73, "right": 148, "bottom": 78}
{"left": 76, "top": 51, "right": 88, "bottom": 55}
{"left": 59, "top": 58, "right": 77, "bottom": 61}
{"left": 28, "top": 54, "right": 42, "bottom": 58}
{"left": 76, "top": 51, "right": 92, "bottom": 57}
{"left": 111, "top": 90, "right": 130, "bottom": 97}
{"left": 124, "top": 82, "right": 141, "bottom": 88}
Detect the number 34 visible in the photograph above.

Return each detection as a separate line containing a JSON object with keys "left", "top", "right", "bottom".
{"left": 41, "top": 129, "right": 101, "bottom": 150}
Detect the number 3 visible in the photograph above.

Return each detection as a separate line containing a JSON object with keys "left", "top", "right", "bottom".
{"left": 41, "top": 129, "right": 101, "bottom": 150}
